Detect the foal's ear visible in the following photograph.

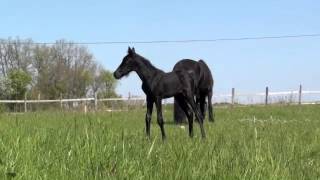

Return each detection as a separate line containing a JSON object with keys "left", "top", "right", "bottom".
{"left": 127, "top": 46, "right": 136, "bottom": 56}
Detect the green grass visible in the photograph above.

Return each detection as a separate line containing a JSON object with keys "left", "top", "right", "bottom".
{"left": 0, "top": 105, "right": 320, "bottom": 179}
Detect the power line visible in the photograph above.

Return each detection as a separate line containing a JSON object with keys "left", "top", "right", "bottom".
{"left": 3, "top": 33, "right": 320, "bottom": 45}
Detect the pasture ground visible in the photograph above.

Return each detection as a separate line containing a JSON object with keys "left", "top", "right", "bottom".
{"left": 0, "top": 105, "right": 319, "bottom": 179}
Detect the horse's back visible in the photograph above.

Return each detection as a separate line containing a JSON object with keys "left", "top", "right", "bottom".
{"left": 173, "top": 59, "right": 199, "bottom": 71}
{"left": 173, "top": 59, "right": 213, "bottom": 91}
{"left": 173, "top": 59, "right": 201, "bottom": 84}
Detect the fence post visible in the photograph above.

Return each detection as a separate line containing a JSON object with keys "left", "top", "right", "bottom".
{"left": 298, "top": 84, "right": 302, "bottom": 105}
{"left": 265, "top": 86, "right": 269, "bottom": 105}
{"left": 84, "top": 100, "right": 87, "bottom": 114}
{"left": 164, "top": 99, "right": 167, "bottom": 112}
{"left": 24, "top": 93, "right": 27, "bottom": 113}
{"left": 111, "top": 101, "right": 114, "bottom": 118}
{"left": 37, "top": 93, "right": 41, "bottom": 111}
{"left": 94, "top": 92, "right": 98, "bottom": 111}
{"left": 127, "top": 92, "right": 131, "bottom": 111}
{"left": 60, "top": 93, "right": 63, "bottom": 110}
{"left": 231, "top": 88, "right": 235, "bottom": 107}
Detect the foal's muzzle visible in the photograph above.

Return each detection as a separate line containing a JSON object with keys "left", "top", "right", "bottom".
{"left": 113, "top": 71, "right": 121, "bottom": 79}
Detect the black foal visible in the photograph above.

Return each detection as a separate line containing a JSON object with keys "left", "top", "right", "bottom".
{"left": 114, "top": 47, "right": 206, "bottom": 139}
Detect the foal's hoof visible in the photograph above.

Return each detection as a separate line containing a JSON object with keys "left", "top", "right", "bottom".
{"left": 201, "top": 132, "right": 206, "bottom": 139}
{"left": 161, "top": 136, "right": 167, "bottom": 141}
{"left": 145, "top": 134, "right": 151, "bottom": 141}
{"left": 189, "top": 133, "right": 194, "bottom": 138}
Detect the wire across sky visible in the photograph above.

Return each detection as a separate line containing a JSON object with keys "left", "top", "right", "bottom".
{"left": 2, "top": 33, "right": 320, "bottom": 45}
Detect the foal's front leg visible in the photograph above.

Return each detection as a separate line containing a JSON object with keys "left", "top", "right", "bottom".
{"left": 155, "top": 97, "right": 166, "bottom": 140}
{"left": 145, "top": 97, "right": 153, "bottom": 138}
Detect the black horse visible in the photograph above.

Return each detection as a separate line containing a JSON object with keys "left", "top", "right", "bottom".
{"left": 114, "top": 47, "right": 205, "bottom": 139}
{"left": 173, "top": 59, "right": 214, "bottom": 123}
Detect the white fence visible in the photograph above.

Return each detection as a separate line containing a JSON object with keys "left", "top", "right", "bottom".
{"left": 213, "top": 87, "right": 320, "bottom": 105}
{"left": 0, "top": 86, "right": 320, "bottom": 113}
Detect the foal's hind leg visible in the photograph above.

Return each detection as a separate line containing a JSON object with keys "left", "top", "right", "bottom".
{"left": 175, "top": 95, "right": 194, "bottom": 137}
{"left": 145, "top": 96, "right": 153, "bottom": 138}
{"left": 155, "top": 97, "right": 166, "bottom": 140}
{"left": 184, "top": 93, "right": 206, "bottom": 138}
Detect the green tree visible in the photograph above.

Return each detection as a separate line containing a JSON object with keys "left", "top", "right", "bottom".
{"left": 1, "top": 38, "right": 119, "bottom": 100}
{"left": 96, "top": 69, "right": 118, "bottom": 98}
{"left": 7, "top": 69, "right": 32, "bottom": 99}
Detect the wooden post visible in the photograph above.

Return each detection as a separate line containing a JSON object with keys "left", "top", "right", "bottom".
{"left": 127, "top": 92, "right": 131, "bottom": 111}
{"left": 111, "top": 101, "right": 114, "bottom": 118}
{"left": 60, "top": 93, "right": 63, "bottom": 110}
{"left": 265, "top": 86, "right": 269, "bottom": 105}
{"left": 37, "top": 93, "right": 41, "bottom": 111}
{"left": 94, "top": 92, "right": 98, "bottom": 111}
{"left": 84, "top": 100, "right": 87, "bottom": 114}
{"left": 298, "top": 84, "right": 302, "bottom": 105}
{"left": 231, "top": 88, "right": 235, "bottom": 106}
{"left": 24, "top": 93, "right": 27, "bottom": 113}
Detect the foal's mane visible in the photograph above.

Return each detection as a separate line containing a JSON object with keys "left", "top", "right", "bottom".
{"left": 135, "top": 53, "right": 164, "bottom": 73}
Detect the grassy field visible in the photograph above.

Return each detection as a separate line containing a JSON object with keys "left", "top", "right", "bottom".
{"left": 0, "top": 105, "right": 319, "bottom": 179}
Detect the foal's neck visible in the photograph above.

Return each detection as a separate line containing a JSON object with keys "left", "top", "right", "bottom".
{"left": 134, "top": 55, "right": 164, "bottom": 85}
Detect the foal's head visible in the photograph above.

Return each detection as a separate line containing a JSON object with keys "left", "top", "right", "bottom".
{"left": 114, "top": 47, "right": 138, "bottom": 79}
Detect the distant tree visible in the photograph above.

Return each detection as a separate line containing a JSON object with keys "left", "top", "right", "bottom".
{"left": 0, "top": 37, "right": 119, "bottom": 100}
{"left": 6, "top": 69, "right": 32, "bottom": 100}
{"left": 98, "top": 69, "right": 118, "bottom": 98}
{"left": 0, "top": 38, "right": 33, "bottom": 77}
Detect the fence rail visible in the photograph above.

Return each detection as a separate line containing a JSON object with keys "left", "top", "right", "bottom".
{"left": 214, "top": 90, "right": 320, "bottom": 97}
{"left": 214, "top": 86, "right": 320, "bottom": 105}
{"left": 0, "top": 85, "right": 319, "bottom": 113}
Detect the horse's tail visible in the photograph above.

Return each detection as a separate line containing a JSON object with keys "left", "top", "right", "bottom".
{"left": 198, "top": 59, "right": 215, "bottom": 122}
{"left": 198, "top": 59, "right": 214, "bottom": 86}
{"left": 198, "top": 59, "right": 211, "bottom": 74}
{"left": 174, "top": 98, "right": 187, "bottom": 123}
{"left": 198, "top": 59, "right": 208, "bottom": 67}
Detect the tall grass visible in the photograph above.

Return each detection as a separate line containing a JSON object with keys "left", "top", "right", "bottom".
{"left": 0, "top": 105, "right": 319, "bottom": 179}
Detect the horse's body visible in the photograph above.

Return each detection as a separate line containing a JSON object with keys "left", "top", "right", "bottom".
{"left": 114, "top": 47, "right": 206, "bottom": 139}
{"left": 173, "top": 59, "right": 214, "bottom": 123}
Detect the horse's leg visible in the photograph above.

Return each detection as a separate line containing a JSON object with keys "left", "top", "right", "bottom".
{"left": 174, "top": 98, "right": 187, "bottom": 123}
{"left": 155, "top": 97, "right": 166, "bottom": 140}
{"left": 175, "top": 95, "right": 194, "bottom": 137}
{"left": 185, "top": 92, "right": 206, "bottom": 138}
{"left": 199, "top": 93, "right": 206, "bottom": 121}
{"left": 208, "top": 90, "right": 214, "bottom": 122}
{"left": 194, "top": 94, "right": 201, "bottom": 123}
{"left": 145, "top": 96, "right": 153, "bottom": 138}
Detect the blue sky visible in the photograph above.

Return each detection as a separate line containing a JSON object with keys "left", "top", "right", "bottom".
{"left": 1, "top": 0, "right": 320, "bottom": 96}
